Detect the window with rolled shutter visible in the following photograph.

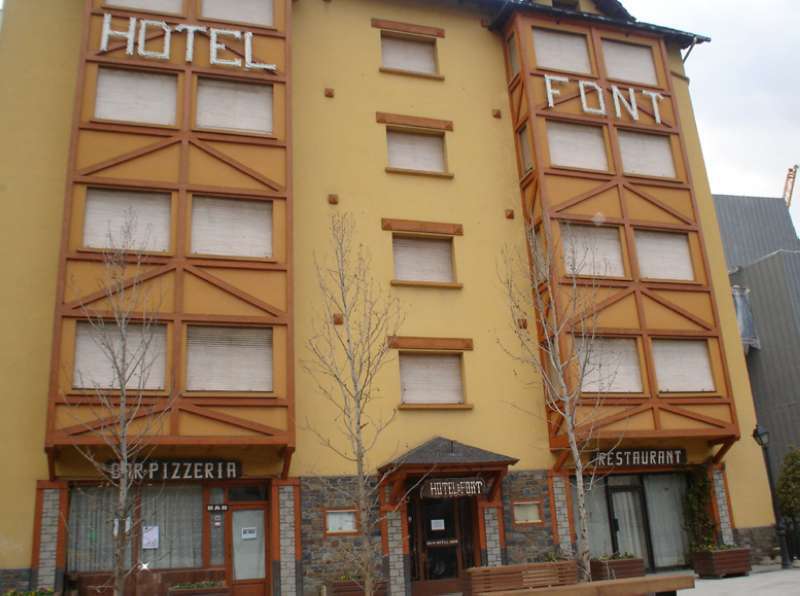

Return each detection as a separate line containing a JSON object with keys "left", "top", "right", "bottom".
{"left": 196, "top": 79, "right": 273, "bottom": 134}
{"left": 106, "top": 0, "right": 183, "bottom": 13}
{"left": 518, "top": 125, "right": 533, "bottom": 173}
{"left": 95, "top": 68, "right": 177, "bottom": 126}
{"left": 201, "top": 0, "right": 274, "bottom": 27}
{"left": 187, "top": 326, "right": 273, "bottom": 391}
{"left": 652, "top": 339, "right": 714, "bottom": 392}
{"left": 507, "top": 34, "right": 520, "bottom": 77}
{"left": 578, "top": 338, "right": 642, "bottom": 393}
{"left": 387, "top": 131, "right": 446, "bottom": 173}
{"left": 532, "top": 28, "right": 591, "bottom": 74}
{"left": 618, "top": 130, "right": 676, "bottom": 178}
{"left": 635, "top": 230, "right": 693, "bottom": 280}
{"left": 191, "top": 197, "right": 272, "bottom": 258}
{"left": 73, "top": 322, "right": 167, "bottom": 390}
{"left": 381, "top": 35, "right": 437, "bottom": 75}
{"left": 547, "top": 121, "right": 608, "bottom": 171}
{"left": 83, "top": 188, "right": 171, "bottom": 252}
{"left": 399, "top": 353, "right": 463, "bottom": 404}
{"left": 561, "top": 225, "right": 624, "bottom": 277}
{"left": 392, "top": 236, "right": 454, "bottom": 283}
{"left": 602, "top": 39, "right": 658, "bottom": 86}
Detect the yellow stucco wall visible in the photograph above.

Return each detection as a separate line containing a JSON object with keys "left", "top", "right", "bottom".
{"left": 291, "top": 0, "right": 552, "bottom": 476}
{"left": 668, "top": 47, "right": 774, "bottom": 528}
{"left": 0, "top": 0, "right": 83, "bottom": 567}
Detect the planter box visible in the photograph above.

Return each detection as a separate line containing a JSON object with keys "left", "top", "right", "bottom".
{"left": 590, "top": 558, "right": 646, "bottom": 580}
{"left": 691, "top": 547, "right": 751, "bottom": 578}
{"left": 167, "top": 587, "right": 230, "bottom": 596}
{"left": 326, "top": 580, "right": 387, "bottom": 596}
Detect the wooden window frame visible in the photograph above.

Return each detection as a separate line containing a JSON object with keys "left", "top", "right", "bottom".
{"left": 558, "top": 221, "right": 630, "bottom": 281}
{"left": 378, "top": 31, "right": 445, "bottom": 81}
{"left": 632, "top": 227, "right": 698, "bottom": 284}
{"left": 391, "top": 337, "right": 473, "bottom": 411}
{"left": 545, "top": 117, "right": 612, "bottom": 175}
{"left": 324, "top": 508, "right": 360, "bottom": 537}
{"left": 505, "top": 31, "right": 521, "bottom": 82}
{"left": 102, "top": 0, "right": 186, "bottom": 17}
{"left": 615, "top": 127, "right": 681, "bottom": 182}
{"left": 598, "top": 34, "right": 665, "bottom": 91}
{"left": 384, "top": 218, "right": 463, "bottom": 289}
{"left": 530, "top": 24, "right": 597, "bottom": 78}
{"left": 512, "top": 500, "right": 545, "bottom": 527}
{"left": 378, "top": 113, "right": 454, "bottom": 178}
{"left": 575, "top": 334, "right": 647, "bottom": 397}
{"left": 192, "top": 75, "right": 277, "bottom": 140}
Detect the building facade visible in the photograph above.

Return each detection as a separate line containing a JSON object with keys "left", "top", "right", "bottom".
{"left": 0, "top": 1, "right": 776, "bottom": 594}
{"left": 715, "top": 193, "right": 800, "bottom": 479}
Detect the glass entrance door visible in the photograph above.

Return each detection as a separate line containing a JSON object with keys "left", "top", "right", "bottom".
{"left": 229, "top": 508, "right": 268, "bottom": 596}
{"left": 609, "top": 488, "right": 652, "bottom": 564}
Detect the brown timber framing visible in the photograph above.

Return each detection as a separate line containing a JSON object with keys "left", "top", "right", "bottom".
{"left": 503, "top": 11, "right": 739, "bottom": 455}
{"left": 44, "top": 1, "right": 296, "bottom": 455}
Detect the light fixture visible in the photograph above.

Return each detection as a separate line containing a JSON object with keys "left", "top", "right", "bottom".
{"left": 752, "top": 424, "right": 770, "bottom": 448}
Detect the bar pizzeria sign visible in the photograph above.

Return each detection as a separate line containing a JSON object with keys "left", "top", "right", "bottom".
{"left": 106, "top": 460, "right": 242, "bottom": 482}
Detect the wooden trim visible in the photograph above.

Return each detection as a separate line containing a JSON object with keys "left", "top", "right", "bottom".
{"left": 376, "top": 112, "right": 453, "bottom": 131}
{"left": 382, "top": 218, "right": 463, "bottom": 236}
{"left": 388, "top": 336, "right": 473, "bottom": 351}
{"left": 385, "top": 166, "right": 454, "bottom": 179}
{"left": 379, "top": 67, "right": 445, "bottom": 81}
{"left": 371, "top": 18, "right": 445, "bottom": 38}
{"left": 511, "top": 499, "right": 545, "bottom": 527}
{"left": 391, "top": 280, "right": 463, "bottom": 290}
{"left": 398, "top": 403, "right": 474, "bottom": 411}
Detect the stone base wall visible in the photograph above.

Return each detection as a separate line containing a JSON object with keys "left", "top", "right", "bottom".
{"left": 734, "top": 526, "right": 779, "bottom": 563}
{"left": 501, "top": 470, "right": 557, "bottom": 563}
{"left": 300, "top": 476, "right": 385, "bottom": 596}
{"left": 0, "top": 569, "right": 32, "bottom": 593}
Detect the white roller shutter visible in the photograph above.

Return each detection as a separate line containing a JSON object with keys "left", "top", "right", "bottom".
{"left": 381, "top": 36, "right": 437, "bottom": 75}
{"left": 652, "top": 339, "right": 714, "bottom": 392}
{"left": 107, "top": 0, "right": 183, "bottom": 13}
{"left": 547, "top": 121, "right": 608, "bottom": 171}
{"left": 579, "top": 338, "right": 642, "bottom": 393}
{"left": 387, "top": 131, "right": 445, "bottom": 172}
{"left": 635, "top": 230, "right": 693, "bottom": 280}
{"left": 507, "top": 34, "right": 520, "bottom": 77}
{"left": 196, "top": 79, "right": 273, "bottom": 134}
{"left": 532, "top": 28, "right": 591, "bottom": 74}
{"left": 518, "top": 125, "right": 533, "bottom": 173}
{"left": 191, "top": 197, "right": 272, "bottom": 258}
{"left": 95, "top": 68, "right": 177, "bottom": 126}
{"left": 618, "top": 130, "right": 676, "bottom": 178}
{"left": 83, "top": 188, "right": 171, "bottom": 252}
{"left": 392, "top": 237, "right": 454, "bottom": 283}
{"left": 187, "top": 326, "right": 273, "bottom": 391}
{"left": 400, "top": 353, "right": 464, "bottom": 404}
{"left": 201, "top": 0, "right": 274, "bottom": 27}
{"left": 561, "top": 225, "right": 624, "bottom": 277}
{"left": 74, "top": 322, "right": 166, "bottom": 390}
{"left": 602, "top": 39, "right": 658, "bottom": 86}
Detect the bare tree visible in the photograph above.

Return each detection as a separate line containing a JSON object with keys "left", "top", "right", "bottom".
{"left": 303, "top": 213, "right": 405, "bottom": 595}
{"left": 501, "top": 221, "right": 628, "bottom": 581}
{"left": 66, "top": 211, "right": 175, "bottom": 595}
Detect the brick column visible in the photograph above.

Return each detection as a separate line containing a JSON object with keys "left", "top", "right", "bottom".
{"left": 31, "top": 481, "right": 67, "bottom": 593}
{"left": 385, "top": 509, "right": 410, "bottom": 596}
{"left": 551, "top": 475, "right": 573, "bottom": 555}
{"left": 273, "top": 481, "right": 301, "bottom": 595}
{"left": 711, "top": 468, "right": 735, "bottom": 546}
{"left": 482, "top": 507, "right": 503, "bottom": 567}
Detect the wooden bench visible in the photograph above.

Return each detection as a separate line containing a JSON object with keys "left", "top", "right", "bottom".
{"left": 477, "top": 573, "right": 695, "bottom": 596}
{"left": 465, "top": 561, "right": 579, "bottom": 595}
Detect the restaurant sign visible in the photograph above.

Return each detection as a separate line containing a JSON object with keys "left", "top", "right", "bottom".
{"left": 421, "top": 477, "right": 487, "bottom": 499}
{"left": 106, "top": 460, "right": 242, "bottom": 482}
{"left": 593, "top": 448, "right": 687, "bottom": 468}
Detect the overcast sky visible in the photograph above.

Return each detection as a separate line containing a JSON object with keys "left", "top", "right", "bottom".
{"left": 622, "top": 0, "right": 800, "bottom": 230}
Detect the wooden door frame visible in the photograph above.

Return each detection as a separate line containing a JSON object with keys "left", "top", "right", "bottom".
{"left": 225, "top": 501, "right": 271, "bottom": 595}
{"left": 605, "top": 481, "right": 656, "bottom": 571}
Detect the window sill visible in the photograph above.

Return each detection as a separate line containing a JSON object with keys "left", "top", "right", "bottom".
{"left": 398, "top": 403, "right": 473, "bottom": 411}
{"left": 188, "top": 253, "right": 278, "bottom": 264}
{"left": 379, "top": 67, "right": 445, "bottom": 81}
{"left": 391, "top": 280, "right": 462, "bottom": 289}
{"left": 385, "top": 167, "right": 454, "bottom": 179}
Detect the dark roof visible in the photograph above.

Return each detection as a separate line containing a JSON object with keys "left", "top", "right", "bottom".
{"left": 713, "top": 194, "right": 800, "bottom": 271}
{"left": 380, "top": 436, "right": 518, "bottom": 470}
{"left": 485, "top": 0, "right": 709, "bottom": 48}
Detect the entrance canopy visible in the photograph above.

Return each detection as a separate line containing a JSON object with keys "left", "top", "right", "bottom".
{"left": 379, "top": 437, "right": 518, "bottom": 505}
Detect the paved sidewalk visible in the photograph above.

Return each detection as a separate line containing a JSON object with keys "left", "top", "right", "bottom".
{"left": 692, "top": 568, "right": 800, "bottom": 595}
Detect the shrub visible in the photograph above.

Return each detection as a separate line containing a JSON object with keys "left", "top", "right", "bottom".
{"left": 777, "top": 447, "right": 800, "bottom": 519}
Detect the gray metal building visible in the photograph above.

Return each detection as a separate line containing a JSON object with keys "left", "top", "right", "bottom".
{"left": 714, "top": 194, "right": 800, "bottom": 477}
